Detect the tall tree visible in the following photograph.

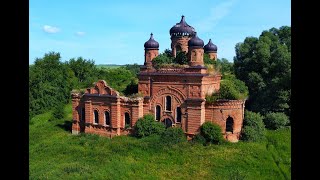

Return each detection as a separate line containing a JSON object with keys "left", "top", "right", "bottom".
{"left": 234, "top": 26, "right": 291, "bottom": 116}
{"left": 29, "top": 52, "right": 77, "bottom": 118}
{"left": 66, "top": 57, "right": 98, "bottom": 88}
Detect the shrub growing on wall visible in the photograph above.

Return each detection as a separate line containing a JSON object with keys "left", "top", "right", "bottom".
{"left": 241, "top": 110, "right": 266, "bottom": 141}
{"left": 200, "top": 122, "right": 224, "bottom": 144}
{"left": 263, "top": 112, "right": 289, "bottom": 130}
{"left": 134, "top": 114, "right": 165, "bottom": 138}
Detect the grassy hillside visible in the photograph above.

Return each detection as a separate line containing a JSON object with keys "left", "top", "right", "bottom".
{"left": 29, "top": 104, "right": 291, "bottom": 179}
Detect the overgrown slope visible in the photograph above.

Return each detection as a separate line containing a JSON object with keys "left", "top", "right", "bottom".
{"left": 29, "top": 104, "right": 291, "bottom": 179}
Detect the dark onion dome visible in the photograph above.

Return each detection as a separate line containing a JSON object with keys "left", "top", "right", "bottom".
{"left": 204, "top": 39, "right": 218, "bottom": 52}
{"left": 188, "top": 32, "right": 204, "bottom": 48}
{"left": 144, "top": 33, "right": 159, "bottom": 49}
{"left": 169, "top": 15, "right": 196, "bottom": 37}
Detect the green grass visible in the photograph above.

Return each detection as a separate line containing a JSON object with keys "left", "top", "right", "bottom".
{"left": 96, "top": 64, "right": 123, "bottom": 69}
{"left": 30, "top": 104, "right": 291, "bottom": 179}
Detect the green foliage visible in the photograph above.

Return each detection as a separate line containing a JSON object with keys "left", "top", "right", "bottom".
{"left": 29, "top": 52, "right": 77, "bottom": 118}
{"left": 241, "top": 111, "right": 266, "bottom": 142}
{"left": 228, "top": 168, "right": 247, "bottom": 180}
{"left": 30, "top": 105, "right": 291, "bottom": 179}
{"left": 123, "top": 80, "right": 138, "bottom": 96}
{"left": 264, "top": 112, "right": 289, "bottom": 130}
{"left": 124, "top": 63, "right": 141, "bottom": 77}
{"left": 97, "top": 67, "right": 137, "bottom": 94}
{"left": 217, "top": 58, "right": 234, "bottom": 76}
{"left": 203, "top": 53, "right": 214, "bottom": 65}
{"left": 219, "top": 80, "right": 244, "bottom": 100}
{"left": 206, "top": 77, "right": 248, "bottom": 103}
{"left": 134, "top": 114, "right": 166, "bottom": 138}
{"left": 164, "top": 48, "right": 173, "bottom": 58}
{"left": 153, "top": 50, "right": 188, "bottom": 68}
{"left": 200, "top": 122, "right": 224, "bottom": 144}
{"left": 51, "top": 103, "right": 65, "bottom": 121}
{"left": 66, "top": 57, "right": 98, "bottom": 88}
{"left": 152, "top": 53, "right": 173, "bottom": 68}
{"left": 192, "top": 134, "right": 206, "bottom": 145}
{"left": 161, "top": 127, "right": 186, "bottom": 145}
{"left": 172, "top": 51, "right": 188, "bottom": 65}
{"left": 234, "top": 26, "right": 291, "bottom": 116}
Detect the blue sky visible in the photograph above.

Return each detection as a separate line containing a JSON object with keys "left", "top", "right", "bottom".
{"left": 29, "top": 0, "right": 291, "bottom": 65}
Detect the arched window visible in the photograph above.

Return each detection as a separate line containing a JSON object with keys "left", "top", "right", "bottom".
{"left": 165, "top": 96, "right": 171, "bottom": 111}
{"left": 105, "top": 111, "right": 110, "bottom": 126}
{"left": 94, "top": 110, "right": 99, "bottom": 124}
{"left": 163, "top": 118, "right": 172, "bottom": 128}
{"left": 226, "top": 116, "right": 234, "bottom": 133}
{"left": 81, "top": 107, "right": 85, "bottom": 122}
{"left": 155, "top": 105, "right": 161, "bottom": 121}
{"left": 125, "top": 112, "right": 131, "bottom": 127}
{"left": 176, "top": 107, "right": 182, "bottom": 123}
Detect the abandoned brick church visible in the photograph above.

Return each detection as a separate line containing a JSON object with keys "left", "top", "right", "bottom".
{"left": 71, "top": 15, "right": 245, "bottom": 142}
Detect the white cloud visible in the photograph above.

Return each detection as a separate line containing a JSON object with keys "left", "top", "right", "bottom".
{"left": 43, "top": 25, "right": 60, "bottom": 33}
{"left": 75, "top": 31, "right": 86, "bottom": 36}
{"left": 195, "top": 0, "right": 237, "bottom": 32}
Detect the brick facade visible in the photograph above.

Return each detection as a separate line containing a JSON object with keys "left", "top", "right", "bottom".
{"left": 71, "top": 16, "right": 245, "bottom": 142}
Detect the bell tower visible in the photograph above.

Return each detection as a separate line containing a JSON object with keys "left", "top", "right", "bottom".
{"left": 169, "top": 15, "right": 196, "bottom": 57}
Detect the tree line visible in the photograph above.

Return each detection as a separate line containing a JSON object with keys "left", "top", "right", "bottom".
{"left": 29, "top": 52, "right": 139, "bottom": 119}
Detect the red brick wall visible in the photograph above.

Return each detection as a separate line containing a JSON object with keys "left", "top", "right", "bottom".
{"left": 171, "top": 36, "right": 190, "bottom": 57}
{"left": 205, "top": 100, "right": 245, "bottom": 142}
{"left": 188, "top": 47, "right": 204, "bottom": 66}
{"left": 208, "top": 52, "right": 217, "bottom": 60}
{"left": 145, "top": 49, "right": 159, "bottom": 65}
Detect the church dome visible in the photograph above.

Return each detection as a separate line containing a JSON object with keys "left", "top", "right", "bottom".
{"left": 144, "top": 33, "right": 159, "bottom": 49}
{"left": 188, "top": 32, "right": 204, "bottom": 48}
{"left": 169, "top": 15, "right": 196, "bottom": 37}
{"left": 204, "top": 39, "right": 217, "bottom": 52}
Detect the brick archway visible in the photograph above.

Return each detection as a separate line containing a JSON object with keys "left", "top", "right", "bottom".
{"left": 150, "top": 86, "right": 186, "bottom": 109}
{"left": 160, "top": 114, "right": 174, "bottom": 128}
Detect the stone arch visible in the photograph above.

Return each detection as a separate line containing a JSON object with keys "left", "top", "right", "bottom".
{"left": 150, "top": 86, "right": 186, "bottom": 109}
{"left": 160, "top": 114, "right": 174, "bottom": 128}
{"left": 226, "top": 116, "right": 234, "bottom": 133}
{"left": 165, "top": 95, "right": 172, "bottom": 111}
{"left": 124, "top": 111, "right": 131, "bottom": 127}
{"left": 155, "top": 104, "right": 162, "bottom": 121}
{"left": 93, "top": 109, "right": 99, "bottom": 124}
{"left": 104, "top": 110, "right": 111, "bottom": 126}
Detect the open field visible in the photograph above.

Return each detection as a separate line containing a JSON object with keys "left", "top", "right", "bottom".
{"left": 29, "top": 103, "right": 291, "bottom": 179}
{"left": 96, "top": 64, "right": 123, "bottom": 69}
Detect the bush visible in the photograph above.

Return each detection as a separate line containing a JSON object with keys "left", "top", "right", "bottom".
{"left": 200, "top": 122, "right": 224, "bottom": 144}
{"left": 241, "top": 111, "right": 266, "bottom": 141}
{"left": 152, "top": 53, "right": 173, "bottom": 68}
{"left": 134, "top": 114, "right": 165, "bottom": 138}
{"left": 161, "top": 127, "right": 186, "bottom": 145}
{"left": 264, "top": 112, "right": 289, "bottom": 130}
{"left": 192, "top": 134, "right": 206, "bottom": 145}
{"left": 51, "top": 103, "right": 65, "bottom": 121}
{"left": 173, "top": 51, "right": 188, "bottom": 65}
{"left": 205, "top": 78, "right": 248, "bottom": 103}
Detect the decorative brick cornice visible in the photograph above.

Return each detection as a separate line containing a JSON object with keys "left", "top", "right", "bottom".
{"left": 206, "top": 99, "right": 245, "bottom": 108}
